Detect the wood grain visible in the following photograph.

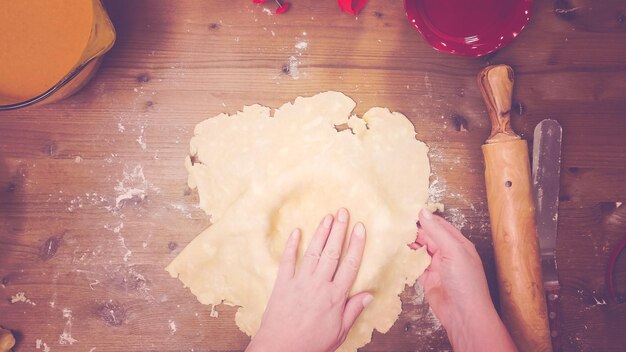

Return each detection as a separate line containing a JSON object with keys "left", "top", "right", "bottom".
{"left": 480, "top": 65, "right": 551, "bottom": 352}
{"left": 1, "top": 0, "right": 625, "bottom": 351}
{"left": 483, "top": 140, "right": 551, "bottom": 352}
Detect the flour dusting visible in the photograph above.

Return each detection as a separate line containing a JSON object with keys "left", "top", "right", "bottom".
{"left": 59, "top": 308, "right": 78, "bottom": 345}
{"left": 35, "top": 339, "right": 51, "bottom": 352}
{"left": 445, "top": 208, "right": 468, "bottom": 231}
{"left": 403, "top": 283, "right": 443, "bottom": 337}
{"left": 168, "top": 319, "right": 177, "bottom": 334}
{"left": 119, "top": 235, "right": 132, "bottom": 263}
{"left": 280, "top": 36, "right": 309, "bottom": 80}
{"left": 288, "top": 56, "right": 300, "bottom": 80}
{"left": 409, "top": 283, "right": 426, "bottom": 305}
{"left": 136, "top": 125, "right": 147, "bottom": 150}
{"left": 210, "top": 304, "right": 219, "bottom": 318}
{"left": 295, "top": 40, "right": 308, "bottom": 50}
{"left": 68, "top": 193, "right": 108, "bottom": 213}
{"left": 104, "top": 221, "right": 132, "bottom": 262}
{"left": 169, "top": 203, "right": 193, "bottom": 219}
{"left": 113, "top": 164, "right": 154, "bottom": 208}
{"left": 10, "top": 291, "right": 36, "bottom": 306}
{"left": 428, "top": 177, "right": 447, "bottom": 204}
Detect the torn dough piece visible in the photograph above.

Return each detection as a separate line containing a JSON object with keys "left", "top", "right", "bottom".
{"left": 166, "top": 91, "right": 432, "bottom": 351}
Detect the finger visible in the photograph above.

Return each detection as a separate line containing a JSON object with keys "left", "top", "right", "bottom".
{"left": 416, "top": 229, "right": 438, "bottom": 254}
{"left": 276, "top": 229, "right": 301, "bottom": 284}
{"left": 408, "top": 226, "right": 421, "bottom": 250}
{"left": 407, "top": 242, "right": 421, "bottom": 250}
{"left": 333, "top": 222, "right": 366, "bottom": 290}
{"left": 315, "top": 208, "right": 350, "bottom": 280}
{"left": 419, "top": 209, "right": 461, "bottom": 252}
{"left": 299, "top": 214, "right": 334, "bottom": 275}
{"left": 342, "top": 292, "right": 373, "bottom": 334}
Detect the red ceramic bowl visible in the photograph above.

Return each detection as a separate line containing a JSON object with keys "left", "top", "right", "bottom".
{"left": 405, "top": 0, "right": 534, "bottom": 57}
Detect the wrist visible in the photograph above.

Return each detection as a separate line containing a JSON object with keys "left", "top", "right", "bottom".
{"left": 446, "top": 302, "right": 516, "bottom": 352}
{"left": 246, "top": 338, "right": 272, "bottom": 352}
{"left": 446, "top": 297, "right": 495, "bottom": 333}
{"left": 247, "top": 333, "right": 277, "bottom": 352}
{"left": 247, "top": 330, "right": 294, "bottom": 352}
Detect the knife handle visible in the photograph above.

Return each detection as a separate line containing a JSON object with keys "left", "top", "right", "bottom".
{"left": 545, "top": 282, "right": 562, "bottom": 352}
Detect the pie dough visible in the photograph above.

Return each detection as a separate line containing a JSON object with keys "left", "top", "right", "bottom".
{"left": 166, "top": 91, "right": 432, "bottom": 351}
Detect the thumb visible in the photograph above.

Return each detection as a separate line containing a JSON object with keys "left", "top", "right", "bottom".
{"left": 419, "top": 209, "right": 459, "bottom": 252}
{"left": 342, "top": 292, "right": 374, "bottom": 332}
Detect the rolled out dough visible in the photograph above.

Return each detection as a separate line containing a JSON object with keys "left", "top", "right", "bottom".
{"left": 166, "top": 91, "right": 432, "bottom": 351}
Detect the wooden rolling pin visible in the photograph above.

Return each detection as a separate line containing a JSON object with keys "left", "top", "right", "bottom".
{"left": 478, "top": 65, "right": 552, "bottom": 352}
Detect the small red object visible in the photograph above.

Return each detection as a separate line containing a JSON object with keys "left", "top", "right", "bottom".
{"left": 252, "top": 0, "right": 290, "bottom": 14}
{"left": 274, "top": 0, "right": 290, "bottom": 14}
{"left": 337, "top": 0, "right": 368, "bottom": 15}
{"left": 606, "top": 235, "right": 626, "bottom": 303}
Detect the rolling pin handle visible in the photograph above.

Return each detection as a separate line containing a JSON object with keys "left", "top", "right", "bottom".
{"left": 478, "top": 65, "right": 521, "bottom": 143}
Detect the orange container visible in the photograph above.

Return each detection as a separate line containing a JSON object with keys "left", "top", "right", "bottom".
{"left": 0, "top": 0, "right": 116, "bottom": 110}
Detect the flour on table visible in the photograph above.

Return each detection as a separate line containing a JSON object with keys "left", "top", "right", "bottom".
{"left": 403, "top": 284, "right": 443, "bottom": 337}
{"left": 113, "top": 164, "right": 156, "bottom": 208}
{"left": 294, "top": 40, "right": 308, "bottom": 50}
{"left": 35, "top": 339, "right": 51, "bottom": 352}
{"left": 444, "top": 208, "right": 468, "bottom": 231}
{"left": 10, "top": 291, "right": 36, "bottom": 306}
{"left": 287, "top": 56, "right": 300, "bottom": 80}
{"left": 166, "top": 92, "right": 435, "bottom": 352}
{"left": 275, "top": 36, "right": 309, "bottom": 81}
{"left": 209, "top": 304, "right": 219, "bottom": 318}
{"left": 59, "top": 308, "right": 78, "bottom": 345}
{"left": 136, "top": 125, "right": 147, "bottom": 150}
{"left": 168, "top": 319, "right": 177, "bottom": 334}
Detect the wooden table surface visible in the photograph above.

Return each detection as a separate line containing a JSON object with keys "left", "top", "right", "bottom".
{"left": 1, "top": 1, "right": 625, "bottom": 351}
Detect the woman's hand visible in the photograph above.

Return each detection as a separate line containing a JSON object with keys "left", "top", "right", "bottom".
{"left": 415, "top": 208, "right": 517, "bottom": 352}
{"left": 246, "top": 208, "right": 373, "bottom": 352}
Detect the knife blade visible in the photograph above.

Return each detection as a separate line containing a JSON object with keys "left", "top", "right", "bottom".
{"left": 532, "top": 119, "right": 563, "bottom": 352}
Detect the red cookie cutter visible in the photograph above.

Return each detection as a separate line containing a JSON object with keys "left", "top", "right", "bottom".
{"left": 606, "top": 235, "right": 626, "bottom": 303}
{"left": 253, "top": 0, "right": 290, "bottom": 14}
{"left": 337, "top": 0, "right": 368, "bottom": 15}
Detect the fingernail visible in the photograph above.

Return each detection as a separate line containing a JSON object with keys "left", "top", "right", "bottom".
{"left": 323, "top": 214, "right": 333, "bottom": 227}
{"left": 337, "top": 208, "right": 349, "bottom": 223}
{"left": 362, "top": 294, "right": 374, "bottom": 307}
{"left": 290, "top": 229, "right": 301, "bottom": 240}
{"left": 421, "top": 208, "right": 433, "bottom": 220}
{"left": 353, "top": 223, "right": 365, "bottom": 237}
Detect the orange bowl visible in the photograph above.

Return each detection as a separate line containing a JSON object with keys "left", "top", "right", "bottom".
{"left": 0, "top": 0, "right": 116, "bottom": 110}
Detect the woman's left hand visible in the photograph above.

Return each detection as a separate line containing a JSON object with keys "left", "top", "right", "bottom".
{"left": 246, "top": 208, "right": 373, "bottom": 352}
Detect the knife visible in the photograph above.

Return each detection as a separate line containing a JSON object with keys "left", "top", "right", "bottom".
{"left": 532, "top": 119, "right": 563, "bottom": 352}
{"left": 478, "top": 65, "right": 552, "bottom": 352}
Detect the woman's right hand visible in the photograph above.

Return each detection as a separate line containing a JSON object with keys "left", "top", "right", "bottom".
{"left": 415, "top": 209, "right": 517, "bottom": 352}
